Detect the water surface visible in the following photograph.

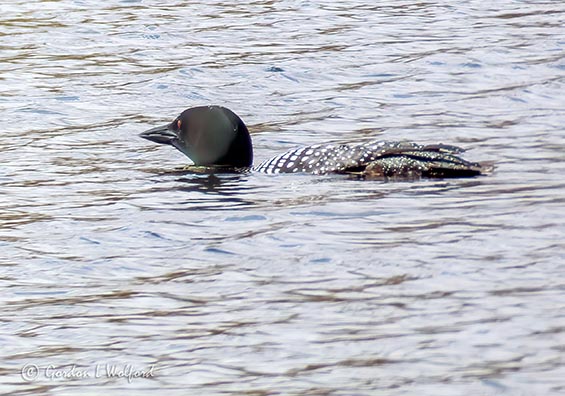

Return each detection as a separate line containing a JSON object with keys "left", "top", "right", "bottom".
{"left": 1, "top": 1, "right": 564, "bottom": 395}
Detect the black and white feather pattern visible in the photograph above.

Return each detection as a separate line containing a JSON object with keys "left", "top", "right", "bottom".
{"left": 254, "top": 140, "right": 481, "bottom": 176}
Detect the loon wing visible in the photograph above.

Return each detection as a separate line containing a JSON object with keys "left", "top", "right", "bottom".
{"left": 349, "top": 143, "right": 486, "bottom": 178}
{"left": 254, "top": 140, "right": 488, "bottom": 178}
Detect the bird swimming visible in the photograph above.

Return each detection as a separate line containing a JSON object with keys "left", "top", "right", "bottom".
{"left": 140, "top": 105, "right": 490, "bottom": 178}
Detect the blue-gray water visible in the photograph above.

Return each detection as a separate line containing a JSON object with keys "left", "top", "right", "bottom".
{"left": 1, "top": 1, "right": 564, "bottom": 395}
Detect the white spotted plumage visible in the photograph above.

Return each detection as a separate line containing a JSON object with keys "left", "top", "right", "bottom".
{"left": 255, "top": 141, "right": 413, "bottom": 174}
{"left": 253, "top": 140, "right": 475, "bottom": 175}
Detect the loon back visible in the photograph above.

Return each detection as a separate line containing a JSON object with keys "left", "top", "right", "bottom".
{"left": 140, "top": 105, "right": 490, "bottom": 178}
{"left": 254, "top": 141, "right": 485, "bottom": 178}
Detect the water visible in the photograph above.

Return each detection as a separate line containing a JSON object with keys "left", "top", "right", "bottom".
{"left": 1, "top": 0, "right": 564, "bottom": 394}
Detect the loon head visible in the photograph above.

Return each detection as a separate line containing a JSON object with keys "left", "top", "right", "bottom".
{"left": 140, "top": 105, "right": 253, "bottom": 168}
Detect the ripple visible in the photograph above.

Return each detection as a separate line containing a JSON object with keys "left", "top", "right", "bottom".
{"left": 1, "top": 0, "right": 564, "bottom": 395}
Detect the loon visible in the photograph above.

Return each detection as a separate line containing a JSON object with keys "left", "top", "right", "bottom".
{"left": 140, "top": 105, "right": 489, "bottom": 178}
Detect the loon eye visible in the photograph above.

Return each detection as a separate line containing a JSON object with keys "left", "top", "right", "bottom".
{"left": 177, "top": 119, "right": 182, "bottom": 130}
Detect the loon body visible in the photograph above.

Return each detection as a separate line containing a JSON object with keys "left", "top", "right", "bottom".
{"left": 140, "top": 106, "right": 489, "bottom": 178}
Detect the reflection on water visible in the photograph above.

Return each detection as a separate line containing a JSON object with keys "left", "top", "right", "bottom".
{"left": 1, "top": 0, "right": 564, "bottom": 395}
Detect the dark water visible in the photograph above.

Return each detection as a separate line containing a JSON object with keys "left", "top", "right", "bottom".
{"left": 1, "top": 1, "right": 564, "bottom": 394}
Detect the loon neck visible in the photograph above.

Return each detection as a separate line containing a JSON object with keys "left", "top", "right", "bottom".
{"left": 214, "top": 113, "right": 253, "bottom": 167}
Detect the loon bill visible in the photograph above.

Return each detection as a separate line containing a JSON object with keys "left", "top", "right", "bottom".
{"left": 140, "top": 105, "right": 491, "bottom": 178}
